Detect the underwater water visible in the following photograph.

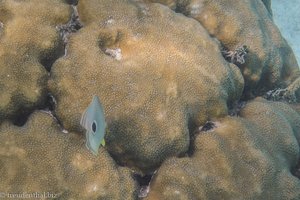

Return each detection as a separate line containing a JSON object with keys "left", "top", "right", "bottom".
{"left": 272, "top": 0, "right": 300, "bottom": 65}
{"left": 1, "top": 0, "right": 300, "bottom": 200}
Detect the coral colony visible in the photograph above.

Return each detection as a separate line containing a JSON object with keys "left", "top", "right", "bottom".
{"left": 1, "top": 0, "right": 300, "bottom": 199}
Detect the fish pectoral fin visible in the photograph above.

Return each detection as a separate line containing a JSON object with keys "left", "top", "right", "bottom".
{"left": 101, "top": 139, "right": 106, "bottom": 146}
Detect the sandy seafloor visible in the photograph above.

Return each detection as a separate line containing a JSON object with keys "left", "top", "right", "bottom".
{"left": 272, "top": 0, "right": 300, "bottom": 66}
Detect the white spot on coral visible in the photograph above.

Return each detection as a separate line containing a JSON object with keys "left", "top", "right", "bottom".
{"left": 41, "top": 41, "right": 52, "bottom": 49}
{"left": 92, "top": 185, "right": 98, "bottom": 192}
{"left": 190, "top": 3, "right": 204, "bottom": 15}
{"left": 72, "top": 153, "right": 94, "bottom": 171}
{"left": 214, "top": 121, "right": 221, "bottom": 128}
{"left": 132, "top": 33, "right": 142, "bottom": 41}
{"left": 1, "top": 146, "right": 26, "bottom": 157}
{"left": 166, "top": 82, "right": 178, "bottom": 98}
{"left": 106, "top": 18, "right": 115, "bottom": 25}
{"left": 156, "top": 110, "right": 167, "bottom": 121}
{"left": 62, "top": 129, "right": 69, "bottom": 133}
{"left": 86, "top": 183, "right": 100, "bottom": 193}
{"left": 137, "top": 3, "right": 150, "bottom": 15}
{"left": 174, "top": 190, "right": 180, "bottom": 195}
{"left": 138, "top": 186, "right": 150, "bottom": 198}
{"left": 40, "top": 110, "right": 56, "bottom": 118}
{"left": 102, "top": 16, "right": 115, "bottom": 26}
{"left": 104, "top": 48, "right": 122, "bottom": 60}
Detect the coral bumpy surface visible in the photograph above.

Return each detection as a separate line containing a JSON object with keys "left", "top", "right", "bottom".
{"left": 0, "top": 112, "right": 137, "bottom": 199}
{"left": 1, "top": 0, "right": 300, "bottom": 199}
{"left": 0, "top": 0, "right": 70, "bottom": 121}
{"left": 146, "top": 98, "right": 300, "bottom": 199}
{"left": 49, "top": 0, "right": 243, "bottom": 172}
{"left": 147, "top": 0, "right": 300, "bottom": 98}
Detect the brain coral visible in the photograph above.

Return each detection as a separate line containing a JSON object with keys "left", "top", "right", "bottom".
{"left": 147, "top": 0, "right": 300, "bottom": 99}
{"left": 0, "top": 0, "right": 71, "bottom": 123}
{"left": 0, "top": 111, "right": 137, "bottom": 200}
{"left": 49, "top": 0, "right": 244, "bottom": 173}
{"left": 146, "top": 98, "right": 300, "bottom": 200}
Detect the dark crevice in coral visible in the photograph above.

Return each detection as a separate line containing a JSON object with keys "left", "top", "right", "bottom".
{"left": 11, "top": 92, "right": 67, "bottom": 133}
{"left": 174, "top": 3, "right": 189, "bottom": 15}
{"left": 228, "top": 100, "right": 247, "bottom": 116}
{"left": 240, "top": 85, "right": 256, "bottom": 101}
{"left": 186, "top": 118, "right": 198, "bottom": 157}
{"left": 65, "top": 0, "right": 78, "bottom": 5}
{"left": 220, "top": 44, "right": 253, "bottom": 102}
{"left": 11, "top": 95, "right": 47, "bottom": 127}
{"left": 0, "top": 21, "right": 3, "bottom": 34}
{"left": 133, "top": 171, "right": 156, "bottom": 198}
{"left": 40, "top": 5, "right": 82, "bottom": 73}
{"left": 187, "top": 118, "right": 198, "bottom": 138}
{"left": 186, "top": 100, "right": 247, "bottom": 156}
{"left": 291, "top": 159, "right": 300, "bottom": 179}
{"left": 10, "top": 93, "right": 48, "bottom": 126}
{"left": 187, "top": 121, "right": 217, "bottom": 157}
{"left": 23, "top": 6, "right": 82, "bottom": 135}
{"left": 40, "top": 46, "right": 65, "bottom": 72}
{"left": 57, "top": 5, "right": 83, "bottom": 57}
{"left": 35, "top": 4, "right": 82, "bottom": 130}
{"left": 186, "top": 134, "right": 196, "bottom": 156}
{"left": 43, "top": 93, "right": 57, "bottom": 112}
{"left": 11, "top": 109, "right": 33, "bottom": 127}
{"left": 39, "top": 93, "right": 68, "bottom": 133}
{"left": 199, "top": 121, "right": 216, "bottom": 131}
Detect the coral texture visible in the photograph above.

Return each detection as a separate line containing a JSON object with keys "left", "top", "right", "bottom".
{"left": 146, "top": 98, "right": 300, "bottom": 200}
{"left": 0, "top": 111, "right": 137, "bottom": 200}
{"left": 0, "top": 0, "right": 70, "bottom": 122}
{"left": 49, "top": 0, "right": 244, "bottom": 173}
{"left": 147, "top": 0, "right": 300, "bottom": 98}
{"left": 1, "top": 0, "right": 300, "bottom": 199}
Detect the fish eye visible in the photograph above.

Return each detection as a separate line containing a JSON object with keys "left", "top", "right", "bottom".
{"left": 91, "top": 120, "right": 97, "bottom": 134}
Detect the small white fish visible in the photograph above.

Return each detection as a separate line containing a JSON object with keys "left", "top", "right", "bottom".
{"left": 80, "top": 95, "right": 107, "bottom": 156}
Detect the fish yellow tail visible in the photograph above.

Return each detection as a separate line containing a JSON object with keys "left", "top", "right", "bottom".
{"left": 101, "top": 139, "right": 105, "bottom": 146}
